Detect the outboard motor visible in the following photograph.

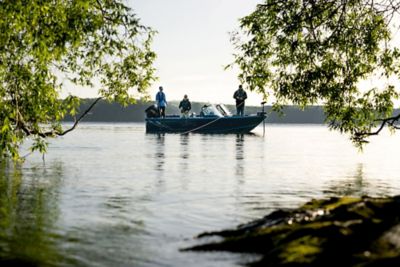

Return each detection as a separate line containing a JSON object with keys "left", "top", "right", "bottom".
{"left": 145, "top": 105, "right": 160, "bottom": 118}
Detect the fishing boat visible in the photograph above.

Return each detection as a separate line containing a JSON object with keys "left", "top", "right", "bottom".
{"left": 145, "top": 103, "right": 266, "bottom": 134}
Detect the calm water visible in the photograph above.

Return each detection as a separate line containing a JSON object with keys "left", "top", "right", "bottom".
{"left": 1, "top": 123, "right": 400, "bottom": 266}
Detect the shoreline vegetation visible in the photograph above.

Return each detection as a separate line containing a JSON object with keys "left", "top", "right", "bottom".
{"left": 64, "top": 98, "right": 327, "bottom": 124}
{"left": 185, "top": 196, "right": 400, "bottom": 267}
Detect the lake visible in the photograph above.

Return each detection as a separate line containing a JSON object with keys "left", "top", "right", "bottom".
{"left": 1, "top": 123, "right": 400, "bottom": 266}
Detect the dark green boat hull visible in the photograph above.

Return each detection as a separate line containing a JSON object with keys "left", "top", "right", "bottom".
{"left": 145, "top": 114, "right": 265, "bottom": 134}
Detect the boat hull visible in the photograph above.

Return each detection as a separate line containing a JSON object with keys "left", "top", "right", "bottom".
{"left": 145, "top": 115, "right": 265, "bottom": 134}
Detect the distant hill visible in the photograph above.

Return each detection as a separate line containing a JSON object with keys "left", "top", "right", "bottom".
{"left": 64, "top": 98, "right": 327, "bottom": 124}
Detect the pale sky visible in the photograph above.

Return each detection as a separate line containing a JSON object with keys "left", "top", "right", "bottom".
{"left": 61, "top": 1, "right": 400, "bottom": 107}
{"left": 131, "top": 0, "right": 264, "bottom": 105}
{"left": 62, "top": 0, "right": 263, "bottom": 105}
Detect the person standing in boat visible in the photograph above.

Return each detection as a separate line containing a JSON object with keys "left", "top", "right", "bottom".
{"left": 179, "top": 94, "right": 191, "bottom": 118}
{"left": 233, "top": 85, "right": 247, "bottom": 116}
{"left": 155, "top": 86, "right": 167, "bottom": 118}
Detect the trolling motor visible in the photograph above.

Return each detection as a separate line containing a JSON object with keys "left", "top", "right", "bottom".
{"left": 261, "top": 101, "right": 266, "bottom": 114}
{"left": 257, "top": 102, "right": 267, "bottom": 116}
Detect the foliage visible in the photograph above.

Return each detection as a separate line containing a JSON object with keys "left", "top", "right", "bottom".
{"left": 232, "top": 0, "right": 400, "bottom": 146}
{"left": 0, "top": 0, "right": 156, "bottom": 160}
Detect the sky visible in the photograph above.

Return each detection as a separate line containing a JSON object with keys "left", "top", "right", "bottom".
{"left": 60, "top": 1, "right": 400, "bottom": 107}
{"left": 62, "top": 0, "right": 263, "bottom": 105}
{"left": 130, "top": 0, "right": 263, "bottom": 105}
{"left": 131, "top": 1, "right": 400, "bottom": 107}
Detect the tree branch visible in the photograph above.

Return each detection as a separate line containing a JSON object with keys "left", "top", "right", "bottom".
{"left": 12, "top": 97, "right": 103, "bottom": 138}
{"left": 354, "top": 112, "right": 400, "bottom": 140}
{"left": 56, "top": 97, "right": 103, "bottom": 136}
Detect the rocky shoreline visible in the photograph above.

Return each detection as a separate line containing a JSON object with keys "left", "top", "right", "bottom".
{"left": 185, "top": 196, "right": 400, "bottom": 266}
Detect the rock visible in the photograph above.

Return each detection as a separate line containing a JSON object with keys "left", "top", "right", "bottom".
{"left": 184, "top": 196, "right": 400, "bottom": 266}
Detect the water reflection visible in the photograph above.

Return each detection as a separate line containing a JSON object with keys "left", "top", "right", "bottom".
{"left": 324, "top": 163, "right": 388, "bottom": 197}
{"left": 179, "top": 134, "right": 190, "bottom": 166}
{"left": 155, "top": 133, "right": 165, "bottom": 171}
{"left": 179, "top": 134, "right": 190, "bottom": 190}
{"left": 180, "top": 134, "right": 189, "bottom": 159}
{"left": 0, "top": 161, "right": 67, "bottom": 266}
{"left": 235, "top": 134, "right": 245, "bottom": 179}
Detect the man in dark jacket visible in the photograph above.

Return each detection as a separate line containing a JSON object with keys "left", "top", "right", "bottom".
{"left": 233, "top": 85, "right": 247, "bottom": 116}
{"left": 179, "top": 94, "right": 191, "bottom": 118}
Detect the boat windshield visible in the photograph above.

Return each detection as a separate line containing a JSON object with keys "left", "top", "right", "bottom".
{"left": 200, "top": 104, "right": 224, "bottom": 117}
{"left": 216, "top": 104, "right": 232, "bottom": 116}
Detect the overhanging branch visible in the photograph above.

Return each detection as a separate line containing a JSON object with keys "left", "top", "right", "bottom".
{"left": 12, "top": 97, "right": 103, "bottom": 138}
{"left": 354, "top": 112, "right": 400, "bottom": 140}
{"left": 56, "top": 97, "right": 103, "bottom": 136}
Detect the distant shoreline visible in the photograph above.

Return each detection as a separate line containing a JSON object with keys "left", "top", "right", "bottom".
{"left": 63, "top": 98, "right": 328, "bottom": 124}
